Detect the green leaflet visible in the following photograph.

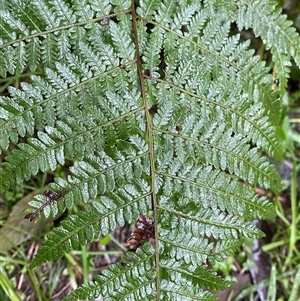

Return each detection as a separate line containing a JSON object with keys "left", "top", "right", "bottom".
{"left": 0, "top": 0, "right": 298, "bottom": 300}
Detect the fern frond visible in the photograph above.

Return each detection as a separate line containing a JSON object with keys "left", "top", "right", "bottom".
{"left": 1, "top": 0, "right": 298, "bottom": 300}
{"left": 0, "top": 110, "right": 144, "bottom": 193}
{"left": 64, "top": 244, "right": 228, "bottom": 301}
{"left": 64, "top": 244, "right": 156, "bottom": 301}
{"left": 0, "top": 57, "right": 140, "bottom": 151}
{"left": 0, "top": 0, "right": 131, "bottom": 75}
{"left": 236, "top": 0, "right": 300, "bottom": 103}
{"left": 22, "top": 146, "right": 150, "bottom": 217}
{"left": 154, "top": 125, "right": 281, "bottom": 192}
{"left": 160, "top": 208, "right": 263, "bottom": 240}
{"left": 29, "top": 183, "right": 152, "bottom": 269}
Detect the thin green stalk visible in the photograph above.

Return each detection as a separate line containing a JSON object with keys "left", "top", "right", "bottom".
{"left": 0, "top": 256, "right": 28, "bottom": 266}
{"left": 81, "top": 245, "right": 89, "bottom": 284}
{"left": 262, "top": 240, "right": 286, "bottom": 252}
{"left": 108, "top": 234, "right": 127, "bottom": 251}
{"left": 285, "top": 164, "right": 299, "bottom": 267}
{"left": 288, "top": 268, "right": 300, "bottom": 301}
{"left": 266, "top": 265, "right": 276, "bottom": 301}
{"left": 0, "top": 266, "right": 21, "bottom": 301}
{"left": 27, "top": 269, "right": 47, "bottom": 301}
{"left": 71, "top": 250, "right": 122, "bottom": 256}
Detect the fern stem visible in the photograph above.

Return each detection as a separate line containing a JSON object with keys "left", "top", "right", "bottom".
{"left": 131, "top": 0, "right": 161, "bottom": 298}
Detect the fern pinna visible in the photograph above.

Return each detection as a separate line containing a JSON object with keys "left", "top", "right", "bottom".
{"left": 1, "top": 0, "right": 299, "bottom": 300}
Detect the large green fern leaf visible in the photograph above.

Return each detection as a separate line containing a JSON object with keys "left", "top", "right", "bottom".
{"left": 0, "top": 0, "right": 298, "bottom": 300}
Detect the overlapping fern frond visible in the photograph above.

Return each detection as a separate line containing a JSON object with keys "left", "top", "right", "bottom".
{"left": 1, "top": 0, "right": 299, "bottom": 300}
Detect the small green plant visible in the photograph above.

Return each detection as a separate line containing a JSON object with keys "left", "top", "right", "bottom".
{"left": 1, "top": 0, "right": 300, "bottom": 300}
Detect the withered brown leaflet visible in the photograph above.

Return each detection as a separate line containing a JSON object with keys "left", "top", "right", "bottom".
{"left": 123, "top": 215, "right": 155, "bottom": 249}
